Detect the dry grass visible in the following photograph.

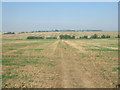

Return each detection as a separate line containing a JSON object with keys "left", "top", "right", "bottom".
{"left": 2, "top": 31, "right": 118, "bottom": 88}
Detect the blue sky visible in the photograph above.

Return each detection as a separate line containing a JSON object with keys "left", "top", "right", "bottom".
{"left": 0, "top": 2, "right": 2, "bottom": 32}
{"left": 2, "top": 2, "right": 118, "bottom": 32}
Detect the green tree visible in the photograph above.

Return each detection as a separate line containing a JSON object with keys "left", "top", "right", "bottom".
{"left": 91, "top": 34, "right": 98, "bottom": 39}
{"left": 101, "top": 35, "right": 106, "bottom": 38}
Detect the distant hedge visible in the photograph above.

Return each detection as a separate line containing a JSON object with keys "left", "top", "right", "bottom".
{"left": 80, "top": 35, "right": 88, "bottom": 39}
{"left": 91, "top": 34, "right": 99, "bottom": 39}
{"left": 4, "top": 32, "right": 15, "bottom": 34}
{"left": 101, "top": 35, "right": 110, "bottom": 38}
{"left": 26, "top": 34, "right": 112, "bottom": 40}
{"left": 91, "top": 34, "right": 110, "bottom": 39}
{"left": 79, "top": 34, "right": 111, "bottom": 39}
{"left": 46, "top": 37, "right": 57, "bottom": 39}
{"left": 116, "top": 35, "right": 120, "bottom": 38}
{"left": 59, "top": 35, "right": 75, "bottom": 39}
{"left": 27, "top": 36, "right": 44, "bottom": 39}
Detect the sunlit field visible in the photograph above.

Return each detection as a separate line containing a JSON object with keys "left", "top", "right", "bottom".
{"left": 2, "top": 31, "right": 119, "bottom": 88}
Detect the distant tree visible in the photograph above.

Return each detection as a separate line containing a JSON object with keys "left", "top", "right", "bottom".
{"left": 59, "top": 35, "right": 75, "bottom": 39}
{"left": 106, "top": 35, "right": 111, "bottom": 38}
{"left": 79, "top": 35, "right": 88, "bottom": 39}
{"left": 4, "top": 32, "right": 15, "bottom": 34}
{"left": 71, "top": 35, "right": 75, "bottom": 39}
{"left": 91, "top": 34, "right": 98, "bottom": 39}
{"left": 46, "top": 37, "right": 57, "bottom": 39}
{"left": 27, "top": 36, "right": 44, "bottom": 39}
{"left": 101, "top": 35, "right": 111, "bottom": 38}
{"left": 55, "top": 29, "right": 59, "bottom": 32}
{"left": 116, "top": 35, "right": 120, "bottom": 38}
{"left": 59, "top": 35, "right": 64, "bottom": 39}
{"left": 83, "top": 35, "right": 88, "bottom": 39}
{"left": 20, "top": 32, "right": 25, "bottom": 33}
{"left": 118, "top": 35, "right": 120, "bottom": 38}
{"left": 101, "top": 35, "right": 106, "bottom": 38}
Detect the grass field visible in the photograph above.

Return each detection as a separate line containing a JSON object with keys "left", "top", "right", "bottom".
{"left": 2, "top": 31, "right": 119, "bottom": 88}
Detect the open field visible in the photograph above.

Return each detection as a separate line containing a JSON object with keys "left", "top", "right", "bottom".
{"left": 2, "top": 31, "right": 119, "bottom": 88}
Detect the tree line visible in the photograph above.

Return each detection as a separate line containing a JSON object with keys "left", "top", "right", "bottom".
{"left": 26, "top": 34, "right": 116, "bottom": 39}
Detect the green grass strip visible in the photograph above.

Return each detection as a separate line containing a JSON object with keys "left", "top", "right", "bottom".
{"left": 88, "top": 48, "right": 120, "bottom": 51}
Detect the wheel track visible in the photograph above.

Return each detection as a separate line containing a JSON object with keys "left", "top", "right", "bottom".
{"left": 63, "top": 40, "right": 115, "bottom": 88}
{"left": 57, "top": 40, "right": 95, "bottom": 88}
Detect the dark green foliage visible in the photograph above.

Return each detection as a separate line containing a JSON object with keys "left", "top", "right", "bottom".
{"left": 116, "top": 35, "right": 120, "bottom": 38}
{"left": 91, "top": 34, "right": 98, "bottom": 39}
{"left": 4, "top": 32, "right": 15, "bottom": 34}
{"left": 59, "top": 35, "right": 75, "bottom": 39}
{"left": 90, "top": 34, "right": 111, "bottom": 39}
{"left": 106, "top": 35, "right": 111, "bottom": 38}
{"left": 118, "top": 35, "right": 120, "bottom": 38}
{"left": 83, "top": 36, "right": 88, "bottom": 39}
{"left": 80, "top": 35, "right": 88, "bottom": 39}
{"left": 71, "top": 35, "right": 75, "bottom": 39}
{"left": 27, "top": 36, "right": 44, "bottom": 39}
{"left": 101, "top": 35, "right": 110, "bottom": 38}
{"left": 101, "top": 35, "right": 106, "bottom": 38}
{"left": 46, "top": 37, "right": 57, "bottom": 39}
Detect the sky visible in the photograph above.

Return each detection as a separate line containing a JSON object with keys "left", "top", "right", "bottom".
{"left": 0, "top": 2, "right": 2, "bottom": 32}
{"left": 2, "top": 2, "right": 118, "bottom": 32}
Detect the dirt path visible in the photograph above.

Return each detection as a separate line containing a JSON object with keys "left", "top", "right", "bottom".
{"left": 54, "top": 40, "right": 95, "bottom": 88}
{"left": 54, "top": 40, "right": 115, "bottom": 88}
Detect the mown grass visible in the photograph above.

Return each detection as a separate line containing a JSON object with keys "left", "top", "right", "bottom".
{"left": 0, "top": 60, "right": 2, "bottom": 63}
{"left": 33, "top": 49, "right": 44, "bottom": 51}
{"left": 23, "top": 56, "right": 47, "bottom": 58}
{"left": 0, "top": 74, "right": 2, "bottom": 79}
{"left": 88, "top": 48, "right": 120, "bottom": 51}
{"left": 2, "top": 39, "right": 23, "bottom": 41}
{"left": 3, "top": 42, "right": 46, "bottom": 47}
{"left": 28, "top": 80, "right": 34, "bottom": 82}
{"left": 103, "top": 43, "right": 118, "bottom": 47}
{"left": 2, "top": 55, "right": 19, "bottom": 58}
{"left": 79, "top": 53, "right": 85, "bottom": 56}
{"left": 3, "top": 39, "right": 55, "bottom": 47}
{"left": 3, "top": 60, "right": 56, "bottom": 67}
{"left": 2, "top": 56, "right": 56, "bottom": 67}
{"left": 2, "top": 55, "right": 47, "bottom": 58}
{"left": 2, "top": 59, "right": 16, "bottom": 64}
{"left": 26, "top": 48, "right": 45, "bottom": 51}
{"left": 13, "top": 51, "right": 23, "bottom": 54}
{"left": 2, "top": 71, "right": 18, "bottom": 85}
{"left": 2, "top": 71, "right": 18, "bottom": 80}
{"left": 109, "top": 44, "right": 118, "bottom": 47}
{"left": 96, "top": 55, "right": 102, "bottom": 57}
{"left": 4, "top": 63, "right": 21, "bottom": 66}
{"left": 7, "top": 48, "right": 16, "bottom": 50}
{"left": 3, "top": 74, "right": 18, "bottom": 79}
{"left": 112, "top": 67, "right": 120, "bottom": 71}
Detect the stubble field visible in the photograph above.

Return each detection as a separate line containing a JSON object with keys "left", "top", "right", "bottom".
{"left": 2, "top": 31, "right": 119, "bottom": 88}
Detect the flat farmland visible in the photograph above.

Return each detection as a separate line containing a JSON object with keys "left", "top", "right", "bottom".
{"left": 2, "top": 31, "right": 119, "bottom": 88}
